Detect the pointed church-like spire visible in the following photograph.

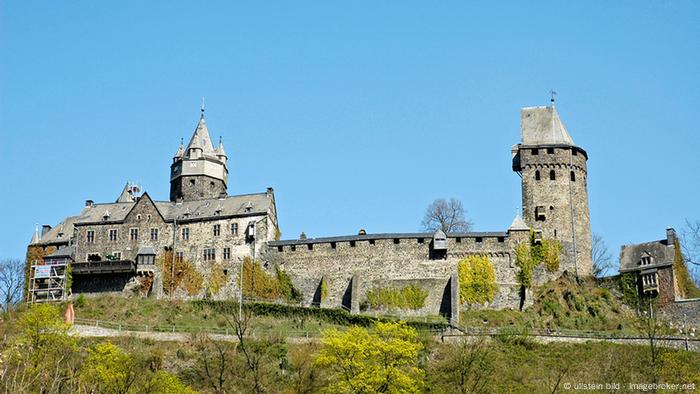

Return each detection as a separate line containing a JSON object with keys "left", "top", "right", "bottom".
{"left": 116, "top": 182, "right": 136, "bottom": 203}
{"left": 215, "top": 136, "right": 227, "bottom": 158}
{"left": 30, "top": 224, "right": 40, "bottom": 244}
{"left": 185, "top": 112, "right": 216, "bottom": 156}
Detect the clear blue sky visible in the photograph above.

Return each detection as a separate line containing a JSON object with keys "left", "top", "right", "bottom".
{"left": 1, "top": 1, "right": 699, "bottom": 272}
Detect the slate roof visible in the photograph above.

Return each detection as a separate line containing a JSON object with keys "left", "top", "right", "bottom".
{"left": 137, "top": 246, "right": 156, "bottom": 255}
{"left": 269, "top": 231, "right": 507, "bottom": 246}
{"left": 34, "top": 216, "right": 81, "bottom": 245}
{"left": 508, "top": 215, "right": 530, "bottom": 231}
{"left": 619, "top": 239, "right": 675, "bottom": 273}
{"left": 45, "top": 245, "right": 75, "bottom": 259}
{"left": 520, "top": 106, "right": 575, "bottom": 146}
{"left": 185, "top": 115, "right": 216, "bottom": 156}
{"left": 116, "top": 182, "right": 136, "bottom": 203}
{"left": 74, "top": 192, "right": 272, "bottom": 225}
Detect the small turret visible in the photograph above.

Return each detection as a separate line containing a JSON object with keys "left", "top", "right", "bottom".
{"left": 215, "top": 137, "right": 227, "bottom": 163}
{"left": 30, "top": 224, "right": 40, "bottom": 244}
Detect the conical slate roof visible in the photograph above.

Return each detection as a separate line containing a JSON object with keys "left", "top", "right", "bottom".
{"left": 215, "top": 140, "right": 227, "bottom": 157}
{"left": 116, "top": 182, "right": 135, "bottom": 203}
{"left": 30, "top": 224, "right": 40, "bottom": 244}
{"left": 520, "top": 106, "right": 575, "bottom": 146}
{"left": 508, "top": 215, "right": 530, "bottom": 231}
{"left": 186, "top": 115, "right": 216, "bottom": 155}
{"left": 174, "top": 141, "right": 185, "bottom": 158}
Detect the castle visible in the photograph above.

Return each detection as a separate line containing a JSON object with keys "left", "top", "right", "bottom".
{"left": 26, "top": 104, "right": 595, "bottom": 319}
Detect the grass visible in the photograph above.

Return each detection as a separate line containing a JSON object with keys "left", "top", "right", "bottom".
{"left": 461, "top": 272, "right": 640, "bottom": 333}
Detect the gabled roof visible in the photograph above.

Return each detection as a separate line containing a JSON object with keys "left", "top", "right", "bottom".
{"left": 185, "top": 115, "right": 216, "bottom": 156}
{"left": 33, "top": 216, "right": 80, "bottom": 245}
{"left": 520, "top": 106, "right": 575, "bottom": 146}
{"left": 619, "top": 239, "right": 675, "bottom": 272}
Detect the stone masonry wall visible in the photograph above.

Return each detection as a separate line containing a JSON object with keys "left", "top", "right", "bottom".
{"left": 518, "top": 145, "right": 592, "bottom": 278}
{"left": 264, "top": 231, "right": 535, "bottom": 316}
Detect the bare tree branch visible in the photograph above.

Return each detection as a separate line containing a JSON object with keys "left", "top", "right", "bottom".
{"left": 591, "top": 234, "right": 613, "bottom": 278}
{"left": 421, "top": 198, "right": 473, "bottom": 233}
{"left": 680, "top": 219, "right": 700, "bottom": 285}
{"left": 0, "top": 259, "right": 24, "bottom": 313}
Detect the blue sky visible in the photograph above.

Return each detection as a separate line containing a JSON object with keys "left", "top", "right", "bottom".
{"left": 1, "top": 1, "right": 699, "bottom": 271}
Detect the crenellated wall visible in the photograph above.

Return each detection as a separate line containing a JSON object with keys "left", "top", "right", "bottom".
{"left": 263, "top": 230, "right": 536, "bottom": 317}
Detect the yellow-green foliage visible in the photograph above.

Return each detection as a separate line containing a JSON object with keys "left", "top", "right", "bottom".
{"left": 365, "top": 285, "right": 428, "bottom": 310}
{"left": 320, "top": 276, "right": 329, "bottom": 301}
{"left": 242, "top": 257, "right": 301, "bottom": 302}
{"left": 458, "top": 255, "right": 498, "bottom": 304}
{"left": 80, "top": 342, "right": 136, "bottom": 393}
{"left": 515, "top": 231, "right": 562, "bottom": 288}
{"left": 161, "top": 249, "right": 204, "bottom": 296}
{"left": 315, "top": 321, "right": 424, "bottom": 393}
{"left": 208, "top": 262, "right": 228, "bottom": 295}
{"left": 672, "top": 239, "right": 700, "bottom": 299}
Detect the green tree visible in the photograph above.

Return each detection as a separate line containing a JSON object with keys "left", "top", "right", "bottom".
{"left": 1, "top": 303, "right": 78, "bottom": 393}
{"left": 79, "top": 342, "right": 137, "bottom": 394}
{"left": 315, "top": 321, "right": 424, "bottom": 393}
{"left": 457, "top": 255, "right": 498, "bottom": 304}
{"left": 428, "top": 338, "right": 495, "bottom": 394}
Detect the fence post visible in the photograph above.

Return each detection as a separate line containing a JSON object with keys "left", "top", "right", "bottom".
{"left": 172, "top": 326, "right": 175, "bottom": 333}
{"left": 95, "top": 320, "right": 99, "bottom": 328}
{"left": 119, "top": 324, "right": 121, "bottom": 332}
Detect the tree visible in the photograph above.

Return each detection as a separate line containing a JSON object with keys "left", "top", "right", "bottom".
{"left": 0, "top": 258, "right": 24, "bottom": 313}
{"left": 314, "top": 321, "right": 424, "bottom": 393}
{"left": 681, "top": 219, "right": 700, "bottom": 286}
{"left": 421, "top": 198, "right": 473, "bottom": 233}
{"left": 428, "top": 338, "right": 494, "bottom": 394}
{"left": 190, "top": 332, "right": 238, "bottom": 394}
{"left": 79, "top": 342, "right": 137, "bottom": 394}
{"left": 591, "top": 233, "right": 613, "bottom": 278}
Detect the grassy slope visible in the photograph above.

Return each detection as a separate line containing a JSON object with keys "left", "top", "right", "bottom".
{"left": 461, "top": 272, "right": 639, "bottom": 333}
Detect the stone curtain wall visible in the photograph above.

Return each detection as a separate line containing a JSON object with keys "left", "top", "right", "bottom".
{"left": 265, "top": 233, "right": 530, "bottom": 315}
{"left": 658, "top": 298, "right": 700, "bottom": 328}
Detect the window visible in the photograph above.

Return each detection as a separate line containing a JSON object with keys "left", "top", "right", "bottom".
{"left": 190, "top": 179, "right": 196, "bottom": 186}
{"left": 308, "top": 244, "right": 314, "bottom": 250}
{"left": 86, "top": 230, "right": 95, "bottom": 243}
{"left": 213, "top": 224, "right": 221, "bottom": 236}
{"left": 547, "top": 147, "right": 554, "bottom": 154}
{"left": 498, "top": 237, "right": 505, "bottom": 243}
{"left": 349, "top": 241, "right": 356, "bottom": 247}
{"left": 417, "top": 238, "right": 424, "bottom": 244}
{"left": 150, "top": 228, "right": 158, "bottom": 241}
{"left": 369, "top": 239, "right": 375, "bottom": 245}
{"left": 203, "top": 248, "right": 216, "bottom": 261}
{"left": 277, "top": 246, "right": 283, "bottom": 252}
{"left": 570, "top": 171, "right": 576, "bottom": 182}
{"left": 130, "top": 228, "right": 139, "bottom": 241}
{"left": 181, "top": 227, "right": 189, "bottom": 241}
{"left": 535, "top": 170, "right": 541, "bottom": 180}
{"left": 531, "top": 148, "right": 539, "bottom": 155}
{"left": 475, "top": 237, "right": 483, "bottom": 243}
{"left": 113, "top": 252, "right": 122, "bottom": 260}
{"left": 572, "top": 149, "right": 578, "bottom": 156}
{"left": 108, "top": 229, "right": 118, "bottom": 242}
{"left": 176, "top": 251, "right": 184, "bottom": 263}
{"left": 290, "top": 245, "right": 296, "bottom": 251}
{"left": 535, "top": 206, "right": 546, "bottom": 222}
{"left": 147, "top": 214, "right": 152, "bottom": 220}
{"left": 549, "top": 170, "right": 556, "bottom": 180}
{"left": 456, "top": 237, "right": 462, "bottom": 243}
{"left": 137, "top": 214, "right": 142, "bottom": 220}
{"left": 393, "top": 239, "right": 400, "bottom": 244}
{"left": 231, "top": 223, "right": 238, "bottom": 236}
{"left": 223, "top": 247, "right": 231, "bottom": 260}
{"left": 641, "top": 255, "right": 652, "bottom": 266}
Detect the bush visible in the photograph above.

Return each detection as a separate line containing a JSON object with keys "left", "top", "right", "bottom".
{"left": 365, "top": 285, "right": 428, "bottom": 310}
{"left": 74, "top": 293, "right": 86, "bottom": 308}
{"left": 515, "top": 231, "right": 562, "bottom": 288}
{"left": 458, "top": 255, "right": 498, "bottom": 304}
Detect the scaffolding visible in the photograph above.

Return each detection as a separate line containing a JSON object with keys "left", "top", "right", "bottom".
{"left": 28, "top": 258, "right": 68, "bottom": 303}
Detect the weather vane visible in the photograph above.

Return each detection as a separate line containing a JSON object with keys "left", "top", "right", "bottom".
{"left": 201, "top": 97, "right": 205, "bottom": 114}
{"left": 550, "top": 90, "right": 557, "bottom": 104}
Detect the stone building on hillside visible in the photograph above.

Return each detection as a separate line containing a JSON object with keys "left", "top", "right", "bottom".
{"left": 26, "top": 104, "right": 594, "bottom": 319}
{"left": 27, "top": 110, "right": 279, "bottom": 302}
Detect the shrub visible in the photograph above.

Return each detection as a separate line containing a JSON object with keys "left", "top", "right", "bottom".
{"left": 458, "top": 255, "right": 498, "bottom": 304}
{"left": 515, "top": 231, "right": 562, "bottom": 288}
{"left": 672, "top": 238, "right": 700, "bottom": 299}
{"left": 365, "top": 285, "right": 428, "bottom": 310}
{"left": 161, "top": 250, "right": 203, "bottom": 296}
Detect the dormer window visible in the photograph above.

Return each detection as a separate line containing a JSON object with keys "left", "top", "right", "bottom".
{"left": 640, "top": 252, "right": 653, "bottom": 266}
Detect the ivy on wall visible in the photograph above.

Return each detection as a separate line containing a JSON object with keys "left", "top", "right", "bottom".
{"left": 242, "top": 257, "right": 301, "bottom": 303}
{"left": 457, "top": 255, "right": 498, "bottom": 304}
{"left": 207, "top": 262, "right": 227, "bottom": 295}
{"left": 320, "top": 276, "right": 329, "bottom": 301}
{"left": 364, "top": 285, "right": 428, "bottom": 311}
{"left": 161, "top": 249, "right": 203, "bottom": 296}
{"left": 673, "top": 239, "right": 700, "bottom": 299}
{"left": 515, "top": 231, "right": 562, "bottom": 288}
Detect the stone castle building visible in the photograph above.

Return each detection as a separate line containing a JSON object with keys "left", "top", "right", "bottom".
{"left": 26, "top": 104, "right": 595, "bottom": 317}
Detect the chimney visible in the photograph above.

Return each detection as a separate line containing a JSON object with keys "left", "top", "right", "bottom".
{"left": 85, "top": 199, "right": 94, "bottom": 207}
{"left": 666, "top": 228, "right": 677, "bottom": 246}
{"left": 266, "top": 187, "right": 274, "bottom": 196}
{"left": 41, "top": 225, "right": 52, "bottom": 237}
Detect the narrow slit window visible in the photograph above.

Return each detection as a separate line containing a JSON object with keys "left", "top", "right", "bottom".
{"left": 531, "top": 148, "right": 539, "bottom": 155}
{"left": 570, "top": 171, "right": 576, "bottom": 181}
{"left": 308, "top": 244, "right": 313, "bottom": 250}
{"left": 535, "top": 170, "right": 541, "bottom": 180}
{"left": 549, "top": 170, "right": 556, "bottom": 180}
{"left": 350, "top": 241, "right": 356, "bottom": 247}
{"left": 330, "top": 242, "right": 336, "bottom": 249}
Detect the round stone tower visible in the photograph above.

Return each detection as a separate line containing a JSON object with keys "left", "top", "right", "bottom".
{"left": 170, "top": 111, "right": 229, "bottom": 201}
{"left": 511, "top": 105, "right": 592, "bottom": 277}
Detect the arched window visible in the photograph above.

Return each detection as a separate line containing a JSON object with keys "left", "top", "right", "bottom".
{"left": 535, "top": 170, "right": 541, "bottom": 180}
{"left": 570, "top": 171, "right": 576, "bottom": 181}
{"left": 549, "top": 170, "right": 556, "bottom": 180}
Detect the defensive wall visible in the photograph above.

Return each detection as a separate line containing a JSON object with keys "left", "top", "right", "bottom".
{"left": 263, "top": 227, "right": 554, "bottom": 320}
